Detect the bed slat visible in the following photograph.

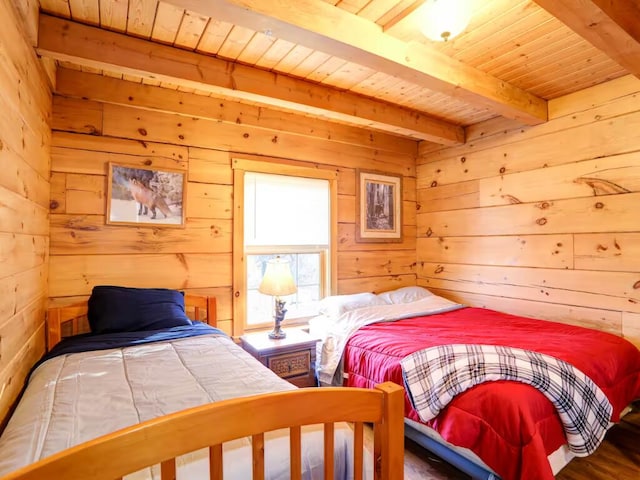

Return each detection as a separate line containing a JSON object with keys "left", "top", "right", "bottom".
{"left": 160, "top": 458, "right": 175, "bottom": 479}
{"left": 252, "top": 433, "right": 265, "bottom": 480}
{"left": 353, "top": 422, "right": 364, "bottom": 480}
{"left": 209, "top": 444, "right": 222, "bottom": 480}
{"left": 324, "top": 422, "right": 335, "bottom": 480}
{"left": 290, "top": 426, "right": 302, "bottom": 480}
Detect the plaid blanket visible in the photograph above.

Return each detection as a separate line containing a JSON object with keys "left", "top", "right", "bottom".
{"left": 401, "top": 344, "right": 613, "bottom": 456}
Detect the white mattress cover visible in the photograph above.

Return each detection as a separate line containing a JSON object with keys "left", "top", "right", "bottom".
{"left": 0, "top": 334, "right": 369, "bottom": 479}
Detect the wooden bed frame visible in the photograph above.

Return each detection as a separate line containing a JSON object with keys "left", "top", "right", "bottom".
{"left": 1, "top": 382, "right": 404, "bottom": 480}
{"left": 9, "top": 294, "right": 404, "bottom": 480}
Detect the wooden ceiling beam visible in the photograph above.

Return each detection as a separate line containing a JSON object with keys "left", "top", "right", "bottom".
{"left": 37, "top": 14, "right": 463, "bottom": 145}
{"left": 168, "top": 0, "right": 547, "bottom": 125}
{"left": 383, "top": 0, "right": 427, "bottom": 33}
{"left": 54, "top": 68, "right": 419, "bottom": 155}
{"left": 533, "top": 0, "right": 640, "bottom": 79}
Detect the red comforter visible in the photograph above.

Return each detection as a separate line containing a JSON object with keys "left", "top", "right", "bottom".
{"left": 343, "top": 307, "right": 640, "bottom": 480}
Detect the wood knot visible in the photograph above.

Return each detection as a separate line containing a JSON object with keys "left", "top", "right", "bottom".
{"left": 536, "top": 218, "right": 547, "bottom": 226}
{"left": 243, "top": 133, "right": 249, "bottom": 138}
{"left": 434, "top": 266, "right": 444, "bottom": 274}
{"left": 460, "top": 157, "right": 466, "bottom": 163}
{"left": 426, "top": 227, "right": 433, "bottom": 237}
{"left": 431, "top": 181, "right": 437, "bottom": 187}
{"left": 49, "top": 200, "right": 59, "bottom": 210}
{"left": 178, "top": 134, "right": 185, "bottom": 140}
{"left": 144, "top": 159, "right": 152, "bottom": 166}
{"left": 128, "top": 96, "right": 134, "bottom": 101}
{"left": 597, "top": 244, "right": 608, "bottom": 252}
{"left": 503, "top": 195, "right": 521, "bottom": 204}
{"left": 272, "top": 136, "right": 278, "bottom": 143}
{"left": 137, "top": 128, "right": 147, "bottom": 136}
{"left": 499, "top": 167, "right": 506, "bottom": 174}
{"left": 633, "top": 280, "right": 640, "bottom": 290}
{"left": 595, "top": 202, "right": 604, "bottom": 209}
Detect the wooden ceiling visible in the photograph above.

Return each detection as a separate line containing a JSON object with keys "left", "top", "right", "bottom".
{"left": 36, "top": 0, "right": 640, "bottom": 145}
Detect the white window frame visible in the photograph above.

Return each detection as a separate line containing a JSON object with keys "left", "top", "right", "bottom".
{"left": 232, "top": 158, "right": 338, "bottom": 335}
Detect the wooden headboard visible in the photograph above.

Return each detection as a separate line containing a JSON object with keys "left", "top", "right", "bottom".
{"left": 46, "top": 294, "right": 217, "bottom": 352}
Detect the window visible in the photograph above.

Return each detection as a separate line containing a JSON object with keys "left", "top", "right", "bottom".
{"left": 232, "top": 160, "right": 337, "bottom": 334}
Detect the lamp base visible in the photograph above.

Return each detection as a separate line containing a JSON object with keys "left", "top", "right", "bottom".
{"left": 268, "top": 297, "right": 287, "bottom": 339}
{"left": 268, "top": 328, "right": 287, "bottom": 339}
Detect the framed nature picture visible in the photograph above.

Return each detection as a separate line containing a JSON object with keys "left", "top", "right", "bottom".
{"left": 106, "top": 163, "right": 186, "bottom": 227}
{"left": 356, "top": 170, "right": 402, "bottom": 243}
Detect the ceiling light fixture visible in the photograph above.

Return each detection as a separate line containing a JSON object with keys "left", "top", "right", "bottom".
{"left": 420, "top": 0, "right": 472, "bottom": 42}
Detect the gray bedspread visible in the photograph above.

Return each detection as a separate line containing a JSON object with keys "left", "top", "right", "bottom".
{"left": 0, "top": 334, "right": 366, "bottom": 479}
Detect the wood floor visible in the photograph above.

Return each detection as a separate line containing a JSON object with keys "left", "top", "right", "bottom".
{"left": 400, "top": 402, "right": 640, "bottom": 480}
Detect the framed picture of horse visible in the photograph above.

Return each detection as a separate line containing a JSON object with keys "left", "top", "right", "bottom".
{"left": 356, "top": 170, "right": 402, "bottom": 243}
{"left": 106, "top": 163, "right": 186, "bottom": 228}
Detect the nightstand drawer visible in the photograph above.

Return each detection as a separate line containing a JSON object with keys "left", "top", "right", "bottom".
{"left": 268, "top": 351, "right": 310, "bottom": 379}
{"left": 239, "top": 329, "right": 319, "bottom": 387}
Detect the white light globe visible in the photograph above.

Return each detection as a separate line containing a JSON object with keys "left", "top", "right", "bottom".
{"left": 420, "top": 0, "right": 472, "bottom": 42}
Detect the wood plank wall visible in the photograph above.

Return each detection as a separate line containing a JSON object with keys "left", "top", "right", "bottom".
{"left": 48, "top": 68, "right": 418, "bottom": 335}
{"left": 0, "top": 0, "right": 52, "bottom": 422}
{"left": 416, "top": 75, "right": 640, "bottom": 348}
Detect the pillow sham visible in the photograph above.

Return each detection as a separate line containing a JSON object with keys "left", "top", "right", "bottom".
{"left": 318, "top": 292, "right": 387, "bottom": 318}
{"left": 377, "top": 286, "right": 433, "bottom": 305}
{"left": 88, "top": 285, "right": 192, "bottom": 334}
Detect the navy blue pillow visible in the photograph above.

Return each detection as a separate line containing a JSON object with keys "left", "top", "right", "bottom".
{"left": 88, "top": 286, "right": 193, "bottom": 334}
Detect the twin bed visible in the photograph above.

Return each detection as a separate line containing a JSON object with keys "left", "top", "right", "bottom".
{"left": 0, "top": 286, "right": 404, "bottom": 480}
{"left": 310, "top": 286, "right": 640, "bottom": 480}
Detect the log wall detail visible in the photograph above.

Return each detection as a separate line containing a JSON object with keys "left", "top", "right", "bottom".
{"left": 0, "top": 0, "right": 52, "bottom": 423}
{"left": 48, "top": 68, "right": 418, "bottom": 335}
{"left": 416, "top": 75, "right": 640, "bottom": 347}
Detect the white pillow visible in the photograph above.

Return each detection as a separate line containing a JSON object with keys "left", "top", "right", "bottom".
{"left": 377, "top": 286, "right": 433, "bottom": 305}
{"left": 318, "top": 292, "right": 387, "bottom": 318}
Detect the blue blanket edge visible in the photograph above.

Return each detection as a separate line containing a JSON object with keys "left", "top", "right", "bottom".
{"left": 32, "top": 322, "right": 227, "bottom": 377}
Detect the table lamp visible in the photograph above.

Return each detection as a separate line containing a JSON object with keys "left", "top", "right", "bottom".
{"left": 258, "top": 256, "right": 297, "bottom": 339}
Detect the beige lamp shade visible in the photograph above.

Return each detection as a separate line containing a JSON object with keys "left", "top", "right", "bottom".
{"left": 258, "top": 257, "right": 297, "bottom": 297}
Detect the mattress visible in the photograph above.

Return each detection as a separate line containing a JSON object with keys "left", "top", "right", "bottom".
{"left": 0, "top": 333, "right": 367, "bottom": 479}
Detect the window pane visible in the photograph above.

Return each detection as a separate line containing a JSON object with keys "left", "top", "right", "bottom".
{"left": 246, "top": 253, "right": 322, "bottom": 326}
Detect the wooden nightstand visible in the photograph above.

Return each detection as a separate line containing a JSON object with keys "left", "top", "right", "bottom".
{"left": 240, "top": 329, "right": 320, "bottom": 387}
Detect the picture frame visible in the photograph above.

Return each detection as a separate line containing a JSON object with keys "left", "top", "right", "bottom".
{"left": 106, "top": 162, "right": 186, "bottom": 228}
{"left": 356, "top": 170, "right": 402, "bottom": 243}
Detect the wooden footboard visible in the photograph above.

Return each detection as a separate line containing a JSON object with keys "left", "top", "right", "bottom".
{"left": 46, "top": 295, "right": 217, "bottom": 351}
{"left": 1, "top": 382, "right": 404, "bottom": 480}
